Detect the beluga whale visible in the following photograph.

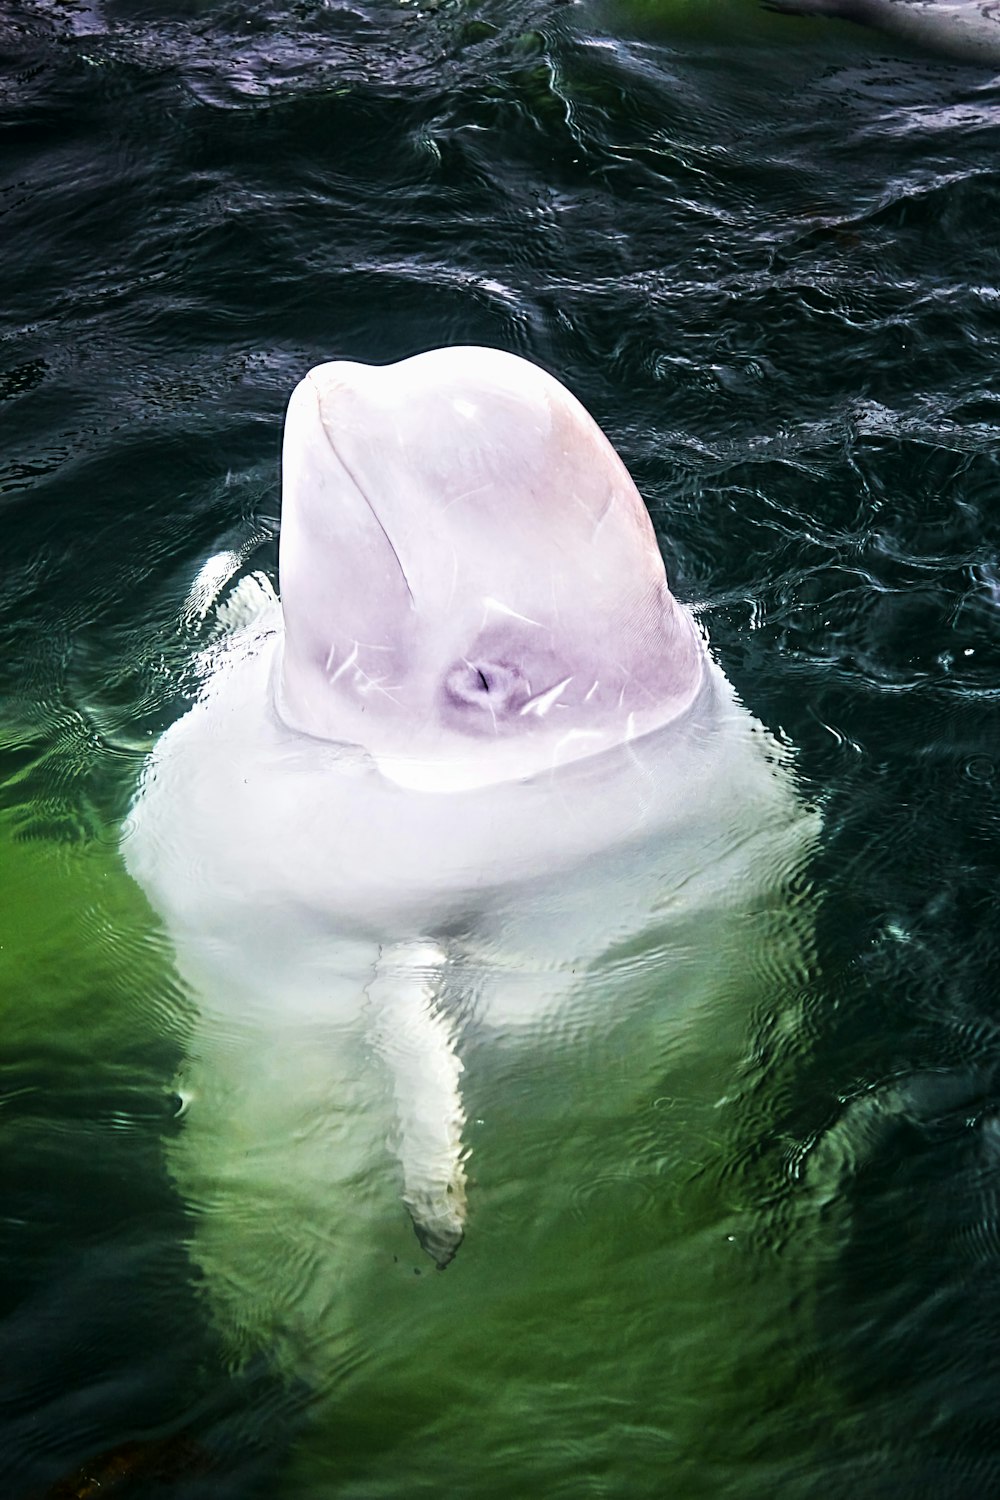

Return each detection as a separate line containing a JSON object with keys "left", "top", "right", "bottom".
{"left": 124, "top": 346, "right": 815, "bottom": 1366}
{"left": 764, "top": 0, "right": 1000, "bottom": 65}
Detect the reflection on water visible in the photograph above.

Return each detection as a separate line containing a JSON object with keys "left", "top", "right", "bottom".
{"left": 3, "top": 0, "right": 1000, "bottom": 1496}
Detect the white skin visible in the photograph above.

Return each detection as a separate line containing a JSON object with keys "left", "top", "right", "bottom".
{"left": 126, "top": 348, "right": 811, "bottom": 1291}
{"left": 277, "top": 346, "right": 707, "bottom": 791}
{"left": 765, "top": 0, "right": 1000, "bottom": 66}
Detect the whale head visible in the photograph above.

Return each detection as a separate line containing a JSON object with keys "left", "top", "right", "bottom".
{"left": 277, "top": 346, "right": 705, "bottom": 788}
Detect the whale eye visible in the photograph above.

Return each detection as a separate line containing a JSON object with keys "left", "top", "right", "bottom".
{"left": 445, "top": 660, "right": 525, "bottom": 713}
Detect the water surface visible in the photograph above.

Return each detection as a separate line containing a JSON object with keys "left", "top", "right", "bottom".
{"left": 3, "top": 1, "right": 1000, "bottom": 1495}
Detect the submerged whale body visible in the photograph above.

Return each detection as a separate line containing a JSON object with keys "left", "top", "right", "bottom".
{"left": 765, "top": 0, "right": 1000, "bottom": 65}
{"left": 124, "top": 347, "right": 814, "bottom": 1358}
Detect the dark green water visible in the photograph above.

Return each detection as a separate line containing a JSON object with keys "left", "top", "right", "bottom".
{"left": 3, "top": 1, "right": 1000, "bottom": 1495}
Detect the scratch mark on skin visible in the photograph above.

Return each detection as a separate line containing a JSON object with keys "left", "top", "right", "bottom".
{"left": 441, "top": 483, "right": 493, "bottom": 514}
{"left": 353, "top": 666, "right": 404, "bottom": 707}
{"left": 481, "top": 597, "right": 542, "bottom": 627}
{"left": 521, "top": 676, "right": 573, "bottom": 718}
{"left": 327, "top": 638, "right": 396, "bottom": 682}
{"left": 591, "top": 486, "right": 615, "bottom": 538}
{"left": 584, "top": 679, "right": 599, "bottom": 703}
{"left": 328, "top": 641, "right": 359, "bottom": 684}
{"left": 614, "top": 664, "right": 659, "bottom": 711}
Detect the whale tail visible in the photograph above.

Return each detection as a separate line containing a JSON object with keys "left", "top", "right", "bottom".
{"left": 366, "top": 941, "right": 469, "bottom": 1268}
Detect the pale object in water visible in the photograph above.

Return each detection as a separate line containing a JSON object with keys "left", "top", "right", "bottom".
{"left": 123, "top": 346, "right": 816, "bottom": 1363}
{"left": 764, "top": 0, "right": 1000, "bottom": 66}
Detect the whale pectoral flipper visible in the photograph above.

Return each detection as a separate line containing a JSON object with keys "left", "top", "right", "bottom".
{"left": 366, "top": 941, "right": 468, "bottom": 1267}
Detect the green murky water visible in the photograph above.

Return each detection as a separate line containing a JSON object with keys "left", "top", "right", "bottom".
{"left": 3, "top": 2, "right": 1000, "bottom": 1495}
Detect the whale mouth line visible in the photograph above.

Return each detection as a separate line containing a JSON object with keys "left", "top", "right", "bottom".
{"left": 308, "top": 375, "right": 415, "bottom": 607}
